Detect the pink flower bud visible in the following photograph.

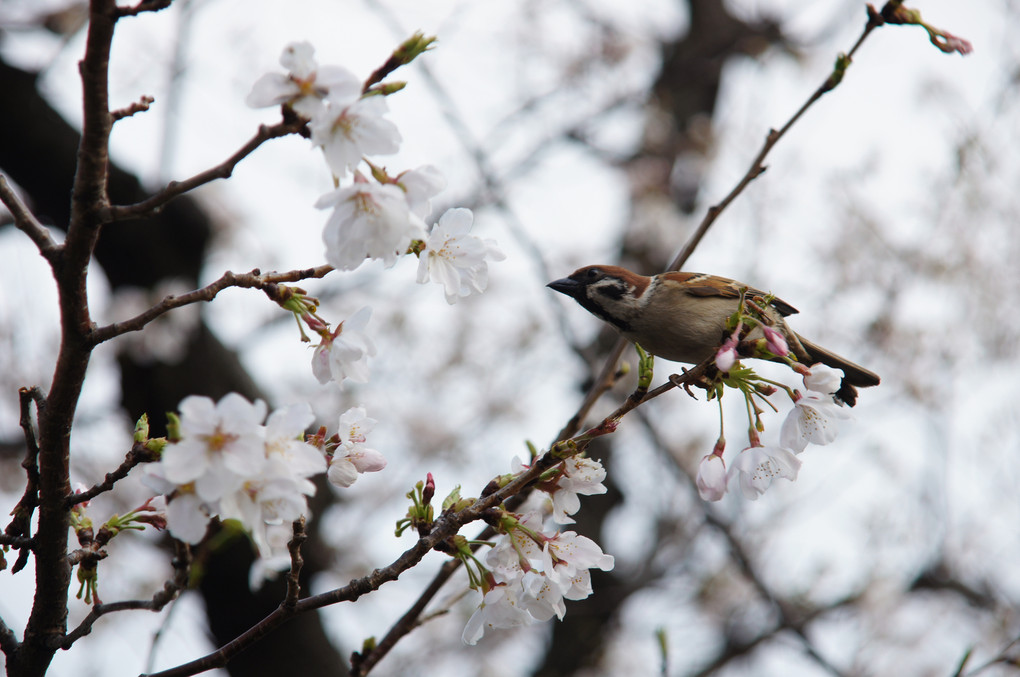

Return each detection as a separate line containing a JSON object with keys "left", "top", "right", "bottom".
{"left": 762, "top": 326, "right": 789, "bottom": 357}
{"left": 423, "top": 472, "right": 435, "bottom": 505}
{"left": 715, "top": 343, "right": 737, "bottom": 372}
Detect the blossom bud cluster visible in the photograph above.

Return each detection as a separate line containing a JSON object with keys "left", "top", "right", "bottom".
{"left": 696, "top": 363, "right": 852, "bottom": 502}
{"left": 145, "top": 394, "right": 385, "bottom": 564}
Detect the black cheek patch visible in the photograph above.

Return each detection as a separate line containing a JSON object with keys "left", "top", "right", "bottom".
{"left": 577, "top": 296, "right": 632, "bottom": 332}
{"left": 596, "top": 284, "right": 628, "bottom": 300}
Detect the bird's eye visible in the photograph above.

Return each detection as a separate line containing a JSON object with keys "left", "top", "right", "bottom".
{"left": 584, "top": 268, "right": 601, "bottom": 280}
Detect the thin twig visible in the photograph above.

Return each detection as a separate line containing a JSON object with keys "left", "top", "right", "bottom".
{"left": 0, "top": 616, "right": 19, "bottom": 659}
{"left": 4, "top": 388, "right": 44, "bottom": 574}
{"left": 88, "top": 264, "right": 333, "bottom": 345}
{"left": 57, "top": 541, "right": 191, "bottom": 650}
{"left": 283, "top": 518, "right": 307, "bottom": 610}
{"left": 65, "top": 441, "right": 160, "bottom": 508}
{"left": 115, "top": 0, "right": 173, "bottom": 18}
{"left": 666, "top": 5, "right": 884, "bottom": 274}
{"left": 0, "top": 175, "right": 59, "bottom": 260}
{"left": 111, "top": 95, "right": 155, "bottom": 122}
{"left": 104, "top": 119, "right": 307, "bottom": 222}
{"left": 0, "top": 534, "right": 34, "bottom": 548}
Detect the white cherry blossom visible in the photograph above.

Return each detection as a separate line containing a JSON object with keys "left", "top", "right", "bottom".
{"left": 148, "top": 395, "right": 331, "bottom": 550}
{"left": 264, "top": 403, "right": 327, "bottom": 476}
{"left": 317, "top": 181, "right": 420, "bottom": 271}
{"left": 464, "top": 511, "right": 615, "bottom": 644}
{"left": 548, "top": 456, "right": 607, "bottom": 524}
{"left": 327, "top": 406, "right": 386, "bottom": 488}
{"left": 311, "top": 306, "right": 376, "bottom": 384}
{"left": 781, "top": 390, "right": 852, "bottom": 452}
{"left": 246, "top": 41, "right": 360, "bottom": 119}
{"left": 695, "top": 453, "right": 728, "bottom": 502}
{"left": 395, "top": 165, "right": 447, "bottom": 223}
{"left": 462, "top": 584, "right": 533, "bottom": 645}
{"left": 163, "top": 490, "right": 213, "bottom": 545}
{"left": 803, "top": 363, "right": 845, "bottom": 395}
{"left": 310, "top": 95, "right": 401, "bottom": 178}
{"left": 159, "top": 393, "right": 268, "bottom": 503}
{"left": 728, "top": 445, "right": 801, "bottom": 500}
{"left": 541, "top": 530, "right": 615, "bottom": 592}
{"left": 416, "top": 208, "right": 505, "bottom": 304}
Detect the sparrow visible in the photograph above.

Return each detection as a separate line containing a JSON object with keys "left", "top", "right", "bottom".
{"left": 547, "top": 265, "right": 879, "bottom": 406}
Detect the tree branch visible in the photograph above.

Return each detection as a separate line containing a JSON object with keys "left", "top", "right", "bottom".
{"left": 346, "top": 366, "right": 700, "bottom": 675}
{"left": 3, "top": 387, "right": 45, "bottom": 574}
{"left": 57, "top": 541, "right": 190, "bottom": 650}
{"left": 115, "top": 0, "right": 174, "bottom": 18}
{"left": 665, "top": 3, "right": 886, "bottom": 274}
{"left": 283, "top": 519, "right": 306, "bottom": 610}
{"left": 88, "top": 264, "right": 333, "bottom": 345}
{"left": 16, "top": 2, "right": 121, "bottom": 672}
{"left": 0, "top": 174, "right": 59, "bottom": 260}
{"left": 349, "top": 559, "right": 461, "bottom": 676}
{"left": 64, "top": 441, "right": 160, "bottom": 509}
{"left": 0, "top": 615, "right": 19, "bottom": 660}
{"left": 111, "top": 94, "right": 155, "bottom": 122}
{"left": 104, "top": 120, "right": 307, "bottom": 222}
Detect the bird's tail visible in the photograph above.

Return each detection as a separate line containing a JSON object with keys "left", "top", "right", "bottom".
{"left": 795, "top": 334, "right": 880, "bottom": 407}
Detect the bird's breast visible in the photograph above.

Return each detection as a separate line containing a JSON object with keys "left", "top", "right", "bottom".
{"left": 621, "top": 294, "right": 739, "bottom": 364}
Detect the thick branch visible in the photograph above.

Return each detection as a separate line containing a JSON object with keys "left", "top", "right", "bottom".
{"left": 104, "top": 120, "right": 307, "bottom": 222}
{"left": 16, "top": 2, "right": 121, "bottom": 674}
{"left": 89, "top": 264, "right": 333, "bottom": 345}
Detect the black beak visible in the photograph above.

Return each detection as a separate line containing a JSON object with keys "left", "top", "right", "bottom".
{"left": 547, "top": 277, "right": 582, "bottom": 299}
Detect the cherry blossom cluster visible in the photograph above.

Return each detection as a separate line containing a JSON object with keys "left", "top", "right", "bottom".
{"left": 460, "top": 511, "right": 614, "bottom": 645}
{"left": 685, "top": 289, "right": 856, "bottom": 502}
{"left": 144, "top": 393, "right": 385, "bottom": 561}
{"left": 246, "top": 39, "right": 504, "bottom": 295}
{"left": 695, "top": 362, "right": 852, "bottom": 502}
{"left": 247, "top": 40, "right": 504, "bottom": 389}
{"left": 446, "top": 454, "right": 609, "bottom": 642}
{"left": 513, "top": 455, "right": 609, "bottom": 524}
